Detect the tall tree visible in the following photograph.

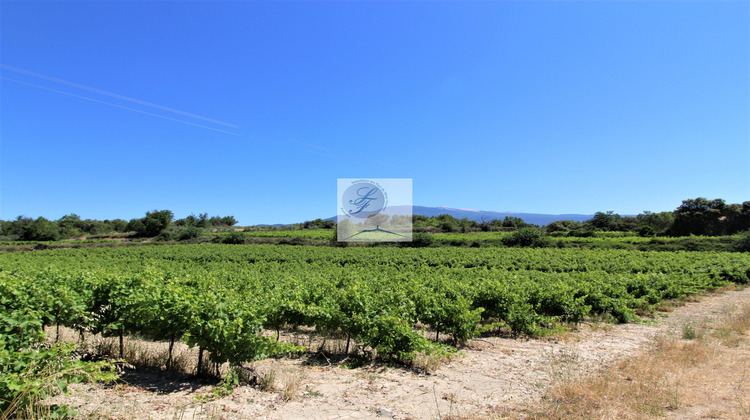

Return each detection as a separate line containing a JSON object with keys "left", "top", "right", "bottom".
{"left": 670, "top": 198, "right": 725, "bottom": 236}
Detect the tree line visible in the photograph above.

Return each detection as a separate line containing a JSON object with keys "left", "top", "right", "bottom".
{"left": 0, "top": 211, "right": 237, "bottom": 242}
{"left": 1, "top": 197, "right": 747, "bottom": 242}
{"left": 410, "top": 198, "right": 749, "bottom": 238}
{"left": 551, "top": 198, "right": 749, "bottom": 237}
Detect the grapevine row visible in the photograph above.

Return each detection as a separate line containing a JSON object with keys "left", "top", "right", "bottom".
{"left": 1, "top": 245, "right": 747, "bottom": 369}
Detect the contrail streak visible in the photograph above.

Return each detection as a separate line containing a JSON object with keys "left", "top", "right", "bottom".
{"left": 1, "top": 77, "right": 241, "bottom": 136}
{"left": 0, "top": 64, "right": 238, "bottom": 128}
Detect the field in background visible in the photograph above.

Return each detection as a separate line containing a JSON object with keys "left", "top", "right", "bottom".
{"left": 1, "top": 228, "right": 745, "bottom": 253}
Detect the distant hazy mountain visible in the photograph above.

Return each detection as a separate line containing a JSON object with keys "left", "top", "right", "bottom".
{"left": 412, "top": 206, "right": 592, "bottom": 226}
{"left": 331, "top": 205, "right": 593, "bottom": 226}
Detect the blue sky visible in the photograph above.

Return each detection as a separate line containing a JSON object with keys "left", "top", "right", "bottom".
{"left": 1, "top": 0, "right": 748, "bottom": 225}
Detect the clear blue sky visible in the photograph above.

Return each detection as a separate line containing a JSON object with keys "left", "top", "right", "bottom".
{"left": 1, "top": 0, "right": 748, "bottom": 225}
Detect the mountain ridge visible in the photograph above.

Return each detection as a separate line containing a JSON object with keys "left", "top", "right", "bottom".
{"left": 330, "top": 205, "right": 594, "bottom": 226}
{"left": 410, "top": 206, "right": 593, "bottom": 226}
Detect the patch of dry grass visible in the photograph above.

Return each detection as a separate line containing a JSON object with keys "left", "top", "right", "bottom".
{"left": 525, "top": 336, "right": 701, "bottom": 418}
{"left": 586, "top": 321, "right": 614, "bottom": 333}
{"left": 713, "top": 303, "right": 750, "bottom": 347}
{"left": 279, "top": 368, "right": 306, "bottom": 401}
{"left": 516, "top": 303, "right": 750, "bottom": 420}
{"left": 244, "top": 364, "right": 305, "bottom": 401}
{"left": 541, "top": 347, "right": 582, "bottom": 384}
{"left": 412, "top": 350, "right": 452, "bottom": 373}
{"left": 257, "top": 368, "right": 276, "bottom": 392}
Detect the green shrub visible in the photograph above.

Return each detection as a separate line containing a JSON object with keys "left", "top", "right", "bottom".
{"left": 128, "top": 210, "right": 174, "bottom": 237}
{"left": 440, "top": 221, "right": 457, "bottom": 233}
{"left": 222, "top": 232, "right": 247, "bottom": 244}
{"left": 502, "top": 228, "right": 549, "bottom": 248}
{"left": 177, "top": 226, "right": 203, "bottom": 241}
{"left": 567, "top": 229, "right": 594, "bottom": 238}
{"left": 0, "top": 309, "right": 118, "bottom": 418}
{"left": 406, "top": 233, "right": 434, "bottom": 247}
{"left": 735, "top": 230, "right": 750, "bottom": 252}
{"left": 638, "top": 225, "right": 656, "bottom": 237}
{"left": 154, "top": 231, "right": 173, "bottom": 241}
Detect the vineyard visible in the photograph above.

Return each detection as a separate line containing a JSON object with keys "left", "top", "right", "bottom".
{"left": 2, "top": 244, "right": 749, "bottom": 374}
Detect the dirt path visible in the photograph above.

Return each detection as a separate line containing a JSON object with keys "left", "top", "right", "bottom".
{"left": 52, "top": 286, "right": 750, "bottom": 419}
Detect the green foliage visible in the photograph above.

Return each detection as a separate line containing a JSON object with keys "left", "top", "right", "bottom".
{"left": 303, "top": 218, "right": 335, "bottom": 229}
{"left": 106, "top": 219, "right": 129, "bottom": 233}
{"left": 412, "top": 214, "right": 495, "bottom": 232}
{"left": 0, "top": 277, "right": 118, "bottom": 418}
{"left": 637, "top": 236, "right": 737, "bottom": 253}
{"left": 175, "top": 214, "right": 238, "bottom": 229}
{"left": 0, "top": 215, "right": 134, "bottom": 241}
{"left": 1, "top": 244, "right": 748, "bottom": 370}
{"left": 415, "top": 281, "right": 483, "bottom": 343}
{"left": 545, "top": 220, "right": 581, "bottom": 233}
{"left": 184, "top": 294, "right": 304, "bottom": 366}
{"left": 669, "top": 197, "right": 749, "bottom": 236}
{"left": 636, "top": 211, "right": 674, "bottom": 235}
{"left": 222, "top": 232, "right": 247, "bottom": 244}
{"left": 218, "top": 216, "right": 238, "bottom": 227}
{"left": 670, "top": 197, "right": 723, "bottom": 236}
{"left": 212, "top": 369, "right": 239, "bottom": 398}
{"left": 176, "top": 226, "right": 203, "bottom": 241}
{"left": 155, "top": 231, "right": 173, "bottom": 241}
{"left": 567, "top": 228, "right": 595, "bottom": 238}
{"left": 588, "top": 211, "right": 621, "bottom": 231}
{"left": 126, "top": 218, "right": 145, "bottom": 235}
{"left": 502, "top": 228, "right": 549, "bottom": 247}
{"left": 499, "top": 216, "right": 530, "bottom": 229}
{"left": 637, "top": 225, "right": 655, "bottom": 237}
{"left": 407, "top": 233, "right": 434, "bottom": 247}
{"left": 126, "top": 209, "right": 174, "bottom": 237}
{"left": 143, "top": 210, "right": 174, "bottom": 237}
{"left": 440, "top": 220, "right": 458, "bottom": 233}
{"left": 735, "top": 230, "right": 750, "bottom": 252}
{"left": 20, "top": 217, "right": 60, "bottom": 241}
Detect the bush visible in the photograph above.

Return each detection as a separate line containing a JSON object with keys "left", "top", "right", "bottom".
{"left": 502, "top": 228, "right": 549, "bottom": 248}
{"left": 735, "top": 230, "right": 750, "bottom": 252}
{"left": 142, "top": 210, "right": 174, "bottom": 237}
{"left": 154, "top": 231, "right": 173, "bottom": 241}
{"left": 440, "top": 221, "right": 457, "bottom": 233}
{"left": 176, "top": 226, "right": 203, "bottom": 241}
{"left": 126, "top": 218, "right": 145, "bottom": 235}
{"left": 222, "top": 232, "right": 247, "bottom": 244}
{"left": 638, "top": 225, "right": 656, "bottom": 237}
{"left": 129, "top": 210, "right": 174, "bottom": 237}
{"left": 567, "top": 229, "right": 594, "bottom": 238}
{"left": 404, "top": 233, "right": 434, "bottom": 248}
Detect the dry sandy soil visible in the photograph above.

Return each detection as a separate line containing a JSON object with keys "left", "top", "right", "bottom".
{"left": 48, "top": 286, "right": 750, "bottom": 419}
